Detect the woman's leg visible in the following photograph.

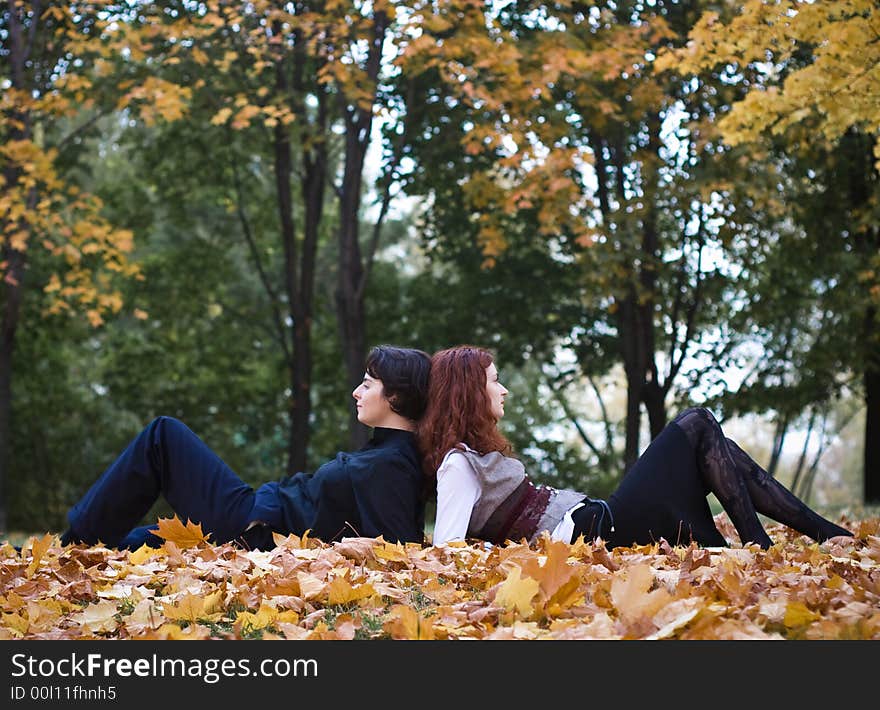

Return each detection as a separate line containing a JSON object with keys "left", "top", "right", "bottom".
{"left": 64, "top": 416, "right": 257, "bottom": 547}
{"left": 672, "top": 408, "right": 773, "bottom": 548}
{"left": 673, "top": 408, "right": 851, "bottom": 548}
{"left": 724, "top": 436, "right": 852, "bottom": 542}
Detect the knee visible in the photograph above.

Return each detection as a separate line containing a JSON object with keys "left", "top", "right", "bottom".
{"left": 683, "top": 407, "right": 718, "bottom": 425}
{"left": 673, "top": 407, "right": 720, "bottom": 441}
{"left": 145, "top": 416, "right": 189, "bottom": 441}
{"left": 150, "top": 415, "right": 183, "bottom": 429}
{"left": 682, "top": 406, "right": 712, "bottom": 418}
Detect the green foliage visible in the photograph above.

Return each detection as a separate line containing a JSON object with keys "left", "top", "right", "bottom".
{"left": 4, "top": 0, "right": 875, "bottom": 531}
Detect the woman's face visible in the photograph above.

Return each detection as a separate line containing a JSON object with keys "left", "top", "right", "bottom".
{"left": 485, "top": 362, "right": 509, "bottom": 421}
{"left": 352, "top": 374, "right": 394, "bottom": 427}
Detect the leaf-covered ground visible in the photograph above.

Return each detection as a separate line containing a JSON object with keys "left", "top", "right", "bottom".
{"left": 2, "top": 515, "right": 879, "bottom": 640}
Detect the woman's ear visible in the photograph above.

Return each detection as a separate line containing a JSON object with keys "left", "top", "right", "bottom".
{"left": 385, "top": 392, "right": 401, "bottom": 414}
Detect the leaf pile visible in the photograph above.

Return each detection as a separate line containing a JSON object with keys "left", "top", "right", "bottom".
{"left": 2, "top": 515, "right": 879, "bottom": 640}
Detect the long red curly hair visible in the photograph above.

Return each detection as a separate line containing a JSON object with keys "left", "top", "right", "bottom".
{"left": 417, "top": 346, "right": 512, "bottom": 495}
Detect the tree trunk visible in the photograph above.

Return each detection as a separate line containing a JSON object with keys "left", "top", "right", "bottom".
{"left": 640, "top": 111, "right": 665, "bottom": 441}
{"left": 271, "top": 44, "right": 310, "bottom": 476}
{"left": 0, "top": 249, "right": 25, "bottom": 532}
{"left": 864, "top": 315, "right": 880, "bottom": 504}
{"left": 273, "top": 120, "right": 309, "bottom": 476}
{"left": 767, "top": 412, "right": 789, "bottom": 478}
{"left": 291, "top": 84, "right": 327, "bottom": 474}
{"left": 643, "top": 381, "right": 667, "bottom": 440}
{"left": 617, "top": 296, "right": 645, "bottom": 472}
{"left": 840, "top": 130, "right": 880, "bottom": 504}
{"left": 335, "top": 12, "right": 389, "bottom": 450}
{"left": 336, "top": 149, "right": 369, "bottom": 449}
{"left": 790, "top": 407, "right": 816, "bottom": 495}
{"left": 0, "top": 0, "right": 32, "bottom": 531}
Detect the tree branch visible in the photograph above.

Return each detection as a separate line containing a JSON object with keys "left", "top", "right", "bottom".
{"left": 229, "top": 146, "right": 291, "bottom": 362}
{"left": 357, "top": 80, "right": 414, "bottom": 301}
{"left": 55, "top": 108, "right": 113, "bottom": 151}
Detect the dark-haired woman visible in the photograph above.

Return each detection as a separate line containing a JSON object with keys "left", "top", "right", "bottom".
{"left": 418, "top": 345, "right": 852, "bottom": 550}
{"left": 61, "top": 346, "right": 431, "bottom": 550}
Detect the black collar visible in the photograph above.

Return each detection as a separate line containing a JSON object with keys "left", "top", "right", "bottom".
{"left": 370, "top": 427, "right": 416, "bottom": 445}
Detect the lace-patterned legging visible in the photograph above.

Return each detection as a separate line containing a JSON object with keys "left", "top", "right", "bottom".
{"left": 673, "top": 408, "right": 852, "bottom": 549}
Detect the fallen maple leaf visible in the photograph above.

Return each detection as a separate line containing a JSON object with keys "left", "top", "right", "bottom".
{"left": 610, "top": 563, "right": 673, "bottom": 622}
{"left": 521, "top": 539, "right": 578, "bottom": 601}
{"left": 2, "top": 611, "right": 29, "bottom": 636}
{"left": 326, "top": 576, "right": 376, "bottom": 605}
{"left": 149, "top": 516, "right": 211, "bottom": 548}
{"left": 784, "top": 601, "right": 822, "bottom": 629}
{"left": 494, "top": 565, "right": 540, "bottom": 617}
{"left": 72, "top": 600, "right": 120, "bottom": 633}
{"left": 162, "top": 590, "right": 224, "bottom": 623}
{"left": 25, "top": 533, "right": 54, "bottom": 578}
{"left": 373, "top": 539, "right": 409, "bottom": 563}
{"left": 129, "top": 543, "right": 163, "bottom": 565}
{"left": 385, "top": 604, "right": 435, "bottom": 639}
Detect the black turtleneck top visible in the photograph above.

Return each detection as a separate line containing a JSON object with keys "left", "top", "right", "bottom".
{"left": 249, "top": 427, "right": 425, "bottom": 546}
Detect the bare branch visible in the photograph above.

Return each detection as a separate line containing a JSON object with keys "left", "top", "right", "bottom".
{"left": 55, "top": 108, "right": 113, "bottom": 151}
{"left": 357, "top": 81, "right": 415, "bottom": 301}
{"left": 229, "top": 146, "right": 291, "bottom": 362}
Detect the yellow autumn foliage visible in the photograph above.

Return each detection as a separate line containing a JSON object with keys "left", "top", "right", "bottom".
{"left": 2, "top": 514, "right": 878, "bottom": 640}
{"left": 658, "top": 0, "right": 880, "bottom": 167}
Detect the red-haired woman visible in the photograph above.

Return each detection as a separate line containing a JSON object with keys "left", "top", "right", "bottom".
{"left": 418, "top": 345, "right": 852, "bottom": 549}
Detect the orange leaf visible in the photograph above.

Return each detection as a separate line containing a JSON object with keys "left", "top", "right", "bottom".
{"left": 385, "top": 604, "right": 435, "bottom": 640}
{"left": 149, "top": 516, "right": 211, "bottom": 548}
{"left": 494, "top": 565, "right": 540, "bottom": 617}
{"left": 373, "top": 539, "right": 409, "bottom": 563}
{"left": 521, "top": 540, "right": 578, "bottom": 600}
{"left": 25, "top": 533, "right": 54, "bottom": 578}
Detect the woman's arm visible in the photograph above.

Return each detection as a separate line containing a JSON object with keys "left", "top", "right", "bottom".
{"left": 432, "top": 452, "right": 481, "bottom": 546}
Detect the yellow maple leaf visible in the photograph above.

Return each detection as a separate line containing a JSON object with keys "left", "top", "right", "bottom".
{"left": 25, "top": 532, "right": 54, "bottom": 578}
{"left": 610, "top": 563, "right": 672, "bottom": 621}
{"left": 385, "top": 604, "right": 435, "bottom": 640}
{"left": 72, "top": 600, "right": 120, "bottom": 633}
{"left": 128, "top": 543, "right": 163, "bottom": 565}
{"left": 373, "top": 540, "right": 409, "bottom": 563}
{"left": 494, "top": 565, "right": 540, "bottom": 617}
{"left": 275, "top": 609, "right": 300, "bottom": 625}
{"left": 545, "top": 575, "right": 584, "bottom": 616}
{"left": 326, "top": 576, "right": 376, "bottom": 605}
{"left": 162, "top": 590, "right": 224, "bottom": 623}
{"left": 150, "top": 516, "right": 211, "bottom": 548}
{"left": 784, "top": 602, "right": 821, "bottom": 629}
{"left": 25, "top": 600, "right": 64, "bottom": 633}
{"left": 235, "top": 603, "right": 277, "bottom": 631}
{"left": 2, "top": 612, "right": 29, "bottom": 636}
{"left": 296, "top": 572, "right": 326, "bottom": 600}
{"left": 522, "top": 539, "right": 578, "bottom": 600}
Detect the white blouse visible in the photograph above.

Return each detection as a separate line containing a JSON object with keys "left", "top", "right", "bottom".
{"left": 432, "top": 446, "right": 583, "bottom": 546}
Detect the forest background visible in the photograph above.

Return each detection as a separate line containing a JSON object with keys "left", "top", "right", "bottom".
{"left": 1, "top": 0, "right": 878, "bottom": 538}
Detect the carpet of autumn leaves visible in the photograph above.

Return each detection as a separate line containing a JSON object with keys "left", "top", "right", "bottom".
{"left": 2, "top": 514, "right": 879, "bottom": 641}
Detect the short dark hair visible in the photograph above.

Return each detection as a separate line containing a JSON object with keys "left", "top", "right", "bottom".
{"left": 365, "top": 345, "right": 431, "bottom": 421}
